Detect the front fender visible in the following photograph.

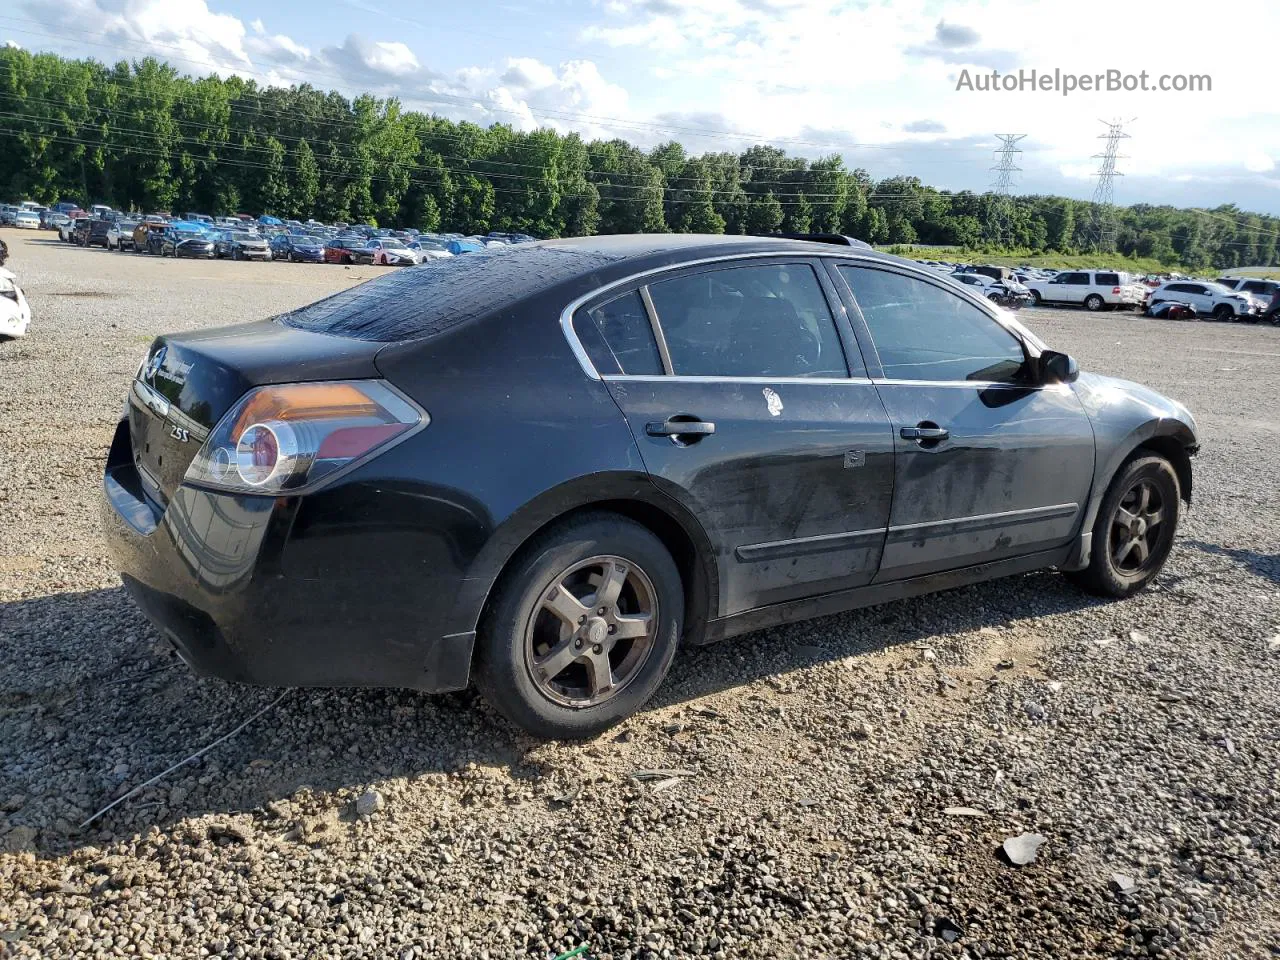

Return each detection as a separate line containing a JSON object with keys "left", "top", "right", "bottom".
{"left": 1064, "top": 373, "right": 1198, "bottom": 569}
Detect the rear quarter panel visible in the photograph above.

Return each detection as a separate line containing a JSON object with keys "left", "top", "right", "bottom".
{"left": 304, "top": 303, "right": 671, "bottom": 639}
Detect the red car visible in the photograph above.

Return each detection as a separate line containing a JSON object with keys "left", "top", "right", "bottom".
{"left": 323, "top": 237, "right": 375, "bottom": 265}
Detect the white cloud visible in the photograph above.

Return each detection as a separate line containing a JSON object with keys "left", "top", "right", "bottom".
{"left": 7, "top": 0, "right": 1280, "bottom": 212}
{"left": 1243, "top": 151, "right": 1275, "bottom": 174}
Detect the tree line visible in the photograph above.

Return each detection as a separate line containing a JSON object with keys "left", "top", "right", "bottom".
{"left": 1, "top": 47, "right": 1277, "bottom": 271}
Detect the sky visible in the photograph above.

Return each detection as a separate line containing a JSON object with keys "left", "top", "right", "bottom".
{"left": 3, "top": 0, "right": 1278, "bottom": 214}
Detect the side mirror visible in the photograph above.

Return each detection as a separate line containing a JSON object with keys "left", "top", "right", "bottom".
{"left": 1039, "top": 350, "right": 1079, "bottom": 384}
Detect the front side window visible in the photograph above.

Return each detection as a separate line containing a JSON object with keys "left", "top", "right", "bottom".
{"left": 574, "top": 291, "right": 664, "bottom": 376}
{"left": 839, "top": 265, "right": 1028, "bottom": 383}
{"left": 647, "top": 263, "right": 849, "bottom": 378}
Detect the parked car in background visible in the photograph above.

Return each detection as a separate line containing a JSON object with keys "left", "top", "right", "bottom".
{"left": 59, "top": 215, "right": 84, "bottom": 242}
{"left": 324, "top": 236, "right": 375, "bottom": 265}
{"left": 408, "top": 237, "right": 453, "bottom": 260}
{"left": 1146, "top": 280, "right": 1263, "bottom": 321}
{"left": 445, "top": 238, "right": 485, "bottom": 255}
{"left": 0, "top": 205, "right": 19, "bottom": 225}
{"left": 365, "top": 238, "right": 421, "bottom": 266}
{"left": 134, "top": 222, "right": 167, "bottom": 253}
{"left": 1025, "top": 270, "right": 1146, "bottom": 311}
{"left": 213, "top": 229, "right": 272, "bottom": 261}
{"left": 182, "top": 212, "right": 214, "bottom": 225}
{"left": 42, "top": 210, "right": 70, "bottom": 230}
{"left": 13, "top": 210, "right": 41, "bottom": 229}
{"left": 107, "top": 219, "right": 140, "bottom": 251}
{"left": 950, "top": 271, "right": 1032, "bottom": 309}
{"left": 1216, "top": 277, "right": 1280, "bottom": 307}
{"left": 82, "top": 219, "right": 113, "bottom": 249}
{"left": 101, "top": 236, "right": 1200, "bottom": 739}
{"left": 69, "top": 218, "right": 94, "bottom": 246}
{"left": 0, "top": 265, "right": 31, "bottom": 341}
{"left": 1145, "top": 300, "right": 1198, "bottom": 321}
{"left": 161, "top": 226, "right": 215, "bottom": 258}
{"left": 270, "top": 233, "right": 326, "bottom": 263}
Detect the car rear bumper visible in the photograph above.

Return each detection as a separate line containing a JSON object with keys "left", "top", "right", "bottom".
{"left": 100, "top": 418, "right": 473, "bottom": 693}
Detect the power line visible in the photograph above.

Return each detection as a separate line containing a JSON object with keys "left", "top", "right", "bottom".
{"left": 1089, "top": 118, "right": 1131, "bottom": 254}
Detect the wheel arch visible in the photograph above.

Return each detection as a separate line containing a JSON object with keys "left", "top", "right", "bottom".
{"left": 451, "top": 476, "right": 720, "bottom": 654}
{"left": 1064, "top": 419, "right": 1196, "bottom": 570}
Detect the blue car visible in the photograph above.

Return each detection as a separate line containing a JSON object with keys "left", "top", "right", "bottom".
{"left": 270, "top": 233, "right": 326, "bottom": 263}
{"left": 445, "top": 238, "right": 485, "bottom": 255}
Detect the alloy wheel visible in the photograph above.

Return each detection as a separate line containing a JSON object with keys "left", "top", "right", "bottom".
{"left": 523, "top": 555, "right": 657, "bottom": 708}
{"left": 1108, "top": 479, "right": 1168, "bottom": 574}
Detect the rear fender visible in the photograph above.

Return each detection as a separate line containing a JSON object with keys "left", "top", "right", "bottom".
{"left": 445, "top": 472, "right": 719, "bottom": 646}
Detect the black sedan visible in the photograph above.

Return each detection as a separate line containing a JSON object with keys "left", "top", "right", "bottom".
{"left": 213, "top": 229, "right": 272, "bottom": 261}
{"left": 160, "top": 228, "right": 215, "bottom": 259}
{"left": 270, "top": 233, "right": 326, "bottom": 263}
{"left": 102, "top": 236, "right": 1198, "bottom": 738}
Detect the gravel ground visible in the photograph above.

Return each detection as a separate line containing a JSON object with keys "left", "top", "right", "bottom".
{"left": 1, "top": 227, "right": 1278, "bottom": 960}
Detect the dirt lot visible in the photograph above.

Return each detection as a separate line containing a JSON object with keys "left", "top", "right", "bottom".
{"left": 1, "top": 227, "right": 1278, "bottom": 959}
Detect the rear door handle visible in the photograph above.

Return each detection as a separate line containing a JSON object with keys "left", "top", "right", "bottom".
{"left": 646, "top": 418, "right": 716, "bottom": 437}
{"left": 900, "top": 425, "right": 949, "bottom": 441}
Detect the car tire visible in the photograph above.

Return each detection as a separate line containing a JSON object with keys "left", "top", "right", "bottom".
{"left": 1084, "top": 294, "right": 1104, "bottom": 311}
{"left": 1212, "top": 304, "right": 1234, "bottom": 322}
{"left": 1030, "top": 291, "right": 1042, "bottom": 305}
{"left": 1066, "top": 454, "right": 1180, "bottom": 599}
{"left": 474, "top": 512, "right": 684, "bottom": 739}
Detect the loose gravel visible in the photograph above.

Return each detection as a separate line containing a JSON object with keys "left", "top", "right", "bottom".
{"left": 1, "top": 229, "right": 1278, "bottom": 959}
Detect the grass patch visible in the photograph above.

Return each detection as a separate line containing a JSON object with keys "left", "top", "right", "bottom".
{"left": 879, "top": 246, "right": 1178, "bottom": 275}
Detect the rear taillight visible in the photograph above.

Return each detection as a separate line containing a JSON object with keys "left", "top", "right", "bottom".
{"left": 1112, "top": 287, "right": 1121, "bottom": 294}
{"left": 184, "top": 380, "right": 425, "bottom": 494}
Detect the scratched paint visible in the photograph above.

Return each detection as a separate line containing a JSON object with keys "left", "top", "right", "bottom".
{"left": 763, "top": 387, "right": 783, "bottom": 416}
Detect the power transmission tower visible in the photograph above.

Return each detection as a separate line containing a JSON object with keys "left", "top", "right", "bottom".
{"left": 1089, "top": 119, "right": 1131, "bottom": 253}
{"left": 989, "top": 134, "right": 1025, "bottom": 246}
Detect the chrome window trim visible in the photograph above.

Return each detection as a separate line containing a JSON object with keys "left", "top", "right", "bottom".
{"left": 559, "top": 249, "right": 899, "bottom": 381}
{"left": 600, "top": 374, "right": 877, "bottom": 385}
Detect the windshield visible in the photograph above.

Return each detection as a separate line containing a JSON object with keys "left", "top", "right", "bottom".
{"left": 382, "top": 239, "right": 408, "bottom": 250}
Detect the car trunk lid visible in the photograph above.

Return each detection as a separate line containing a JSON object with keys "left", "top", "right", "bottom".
{"left": 128, "top": 320, "right": 383, "bottom": 505}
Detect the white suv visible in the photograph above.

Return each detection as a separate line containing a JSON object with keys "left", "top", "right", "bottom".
{"left": 1217, "top": 277, "right": 1279, "bottom": 312}
{"left": 1025, "top": 270, "right": 1146, "bottom": 311}
{"left": 1148, "top": 281, "right": 1264, "bottom": 321}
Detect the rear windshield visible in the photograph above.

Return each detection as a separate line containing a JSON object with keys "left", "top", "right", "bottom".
{"left": 276, "top": 244, "right": 623, "bottom": 341}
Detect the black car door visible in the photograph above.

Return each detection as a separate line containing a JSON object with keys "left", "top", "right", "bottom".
{"left": 832, "top": 262, "right": 1096, "bottom": 581}
{"left": 572, "top": 257, "right": 896, "bottom": 616}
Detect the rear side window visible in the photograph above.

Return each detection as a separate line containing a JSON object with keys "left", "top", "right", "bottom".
{"left": 647, "top": 263, "right": 849, "bottom": 378}
{"left": 574, "top": 291, "right": 663, "bottom": 376}
{"left": 1095, "top": 272, "right": 1119, "bottom": 286}
{"left": 840, "top": 265, "right": 1026, "bottom": 383}
{"left": 1062, "top": 272, "right": 1088, "bottom": 284}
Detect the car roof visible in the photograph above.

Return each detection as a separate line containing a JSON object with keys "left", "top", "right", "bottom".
{"left": 276, "top": 233, "right": 910, "bottom": 344}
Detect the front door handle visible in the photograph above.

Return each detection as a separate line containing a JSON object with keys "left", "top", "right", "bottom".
{"left": 900, "top": 424, "right": 949, "bottom": 442}
{"left": 646, "top": 418, "right": 716, "bottom": 438}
